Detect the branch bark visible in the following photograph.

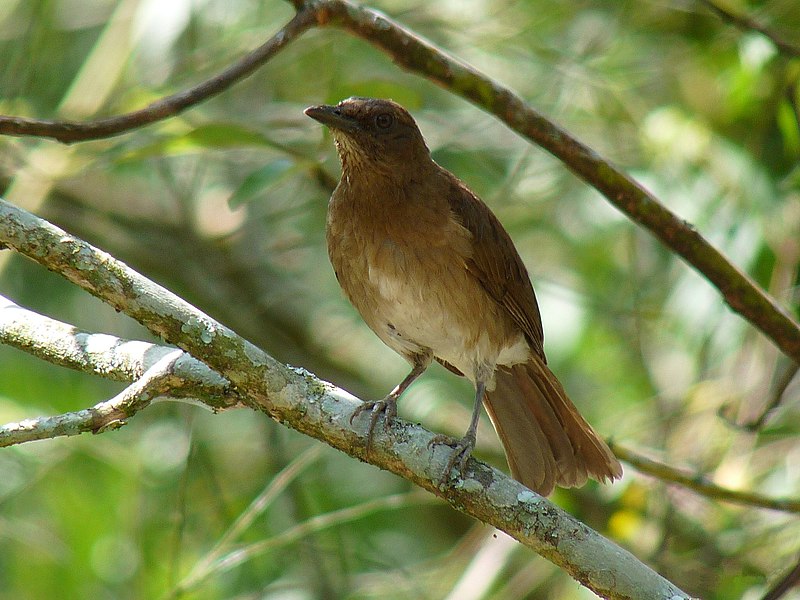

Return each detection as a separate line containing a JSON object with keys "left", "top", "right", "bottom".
{"left": 0, "top": 197, "right": 694, "bottom": 600}
{"left": 0, "top": 350, "right": 183, "bottom": 445}
{"left": 0, "top": 294, "right": 232, "bottom": 403}
{"left": 4, "top": 292, "right": 795, "bottom": 520}
{"left": 0, "top": 9, "right": 317, "bottom": 143}
{"left": 0, "top": 294, "right": 240, "bottom": 446}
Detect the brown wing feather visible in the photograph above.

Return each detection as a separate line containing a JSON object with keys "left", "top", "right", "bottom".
{"left": 445, "top": 174, "right": 546, "bottom": 360}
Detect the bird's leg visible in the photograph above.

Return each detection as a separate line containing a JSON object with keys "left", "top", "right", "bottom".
{"left": 350, "top": 354, "right": 429, "bottom": 452}
{"left": 430, "top": 380, "right": 486, "bottom": 484}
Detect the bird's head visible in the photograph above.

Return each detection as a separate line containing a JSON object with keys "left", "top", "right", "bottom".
{"left": 305, "top": 97, "right": 430, "bottom": 178}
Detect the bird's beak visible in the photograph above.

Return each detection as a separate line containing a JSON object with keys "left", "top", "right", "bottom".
{"left": 304, "top": 104, "right": 360, "bottom": 133}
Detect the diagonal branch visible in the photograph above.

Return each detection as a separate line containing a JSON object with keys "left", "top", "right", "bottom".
{"left": 0, "top": 9, "right": 318, "bottom": 143}
{"left": 698, "top": 0, "right": 800, "bottom": 58}
{"left": 762, "top": 556, "right": 800, "bottom": 600}
{"left": 5, "top": 293, "right": 793, "bottom": 521}
{"left": 4, "top": 293, "right": 794, "bottom": 519}
{"left": 0, "top": 198, "right": 694, "bottom": 599}
{"left": 730, "top": 362, "right": 800, "bottom": 432}
{"left": 610, "top": 443, "right": 800, "bottom": 514}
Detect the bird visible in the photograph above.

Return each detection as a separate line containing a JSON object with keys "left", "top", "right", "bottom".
{"left": 305, "top": 97, "right": 622, "bottom": 495}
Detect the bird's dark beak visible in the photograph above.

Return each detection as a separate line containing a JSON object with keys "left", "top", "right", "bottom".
{"left": 304, "top": 104, "right": 360, "bottom": 133}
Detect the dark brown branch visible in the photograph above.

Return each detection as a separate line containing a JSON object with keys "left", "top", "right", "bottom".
{"left": 699, "top": 0, "right": 800, "bottom": 58}
{"left": 0, "top": 9, "right": 318, "bottom": 143}
{"left": 762, "top": 556, "right": 800, "bottom": 600}
{"left": 610, "top": 443, "right": 800, "bottom": 514}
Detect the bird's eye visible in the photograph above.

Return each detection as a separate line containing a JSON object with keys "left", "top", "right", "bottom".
{"left": 375, "top": 113, "right": 394, "bottom": 129}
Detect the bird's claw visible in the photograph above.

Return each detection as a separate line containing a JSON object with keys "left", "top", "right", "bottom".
{"left": 428, "top": 433, "right": 477, "bottom": 485}
{"left": 350, "top": 396, "right": 398, "bottom": 453}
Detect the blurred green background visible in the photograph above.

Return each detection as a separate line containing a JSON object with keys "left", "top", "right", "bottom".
{"left": 1, "top": 0, "right": 799, "bottom": 598}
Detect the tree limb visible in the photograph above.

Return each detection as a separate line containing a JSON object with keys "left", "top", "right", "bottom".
{"left": 4, "top": 290, "right": 796, "bottom": 520}
{"left": 0, "top": 9, "right": 317, "bottom": 143}
{"left": 0, "top": 197, "right": 694, "bottom": 599}
{"left": 0, "top": 294, "right": 233, "bottom": 405}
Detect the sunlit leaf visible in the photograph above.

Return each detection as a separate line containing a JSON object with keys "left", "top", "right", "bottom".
{"left": 116, "top": 123, "right": 283, "bottom": 162}
{"left": 228, "top": 159, "right": 295, "bottom": 209}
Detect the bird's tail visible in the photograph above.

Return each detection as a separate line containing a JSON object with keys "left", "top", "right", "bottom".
{"left": 484, "top": 357, "right": 622, "bottom": 496}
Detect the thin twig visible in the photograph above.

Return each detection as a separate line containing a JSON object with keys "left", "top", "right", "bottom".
{"left": 0, "top": 10, "right": 318, "bottom": 143}
{"left": 743, "top": 362, "right": 800, "bottom": 431}
{"left": 699, "top": 0, "right": 800, "bottom": 58}
{"left": 610, "top": 442, "right": 800, "bottom": 514}
{"left": 0, "top": 350, "right": 183, "bottom": 446}
{"left": 762, "top": 555, "right": 800, "bottom": 600}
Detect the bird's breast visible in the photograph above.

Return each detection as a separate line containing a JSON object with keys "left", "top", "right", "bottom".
{"left": 326, "top": 188, "right": 528, "bottom": 379}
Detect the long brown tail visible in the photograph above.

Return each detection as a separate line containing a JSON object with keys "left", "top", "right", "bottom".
{"left": 484, "top": 357, "right": 622, "bottom": 496}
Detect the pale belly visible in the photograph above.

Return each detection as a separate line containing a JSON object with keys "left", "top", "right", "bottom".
{"left": 345, "top": 244, "right": 530, "bottom": 384}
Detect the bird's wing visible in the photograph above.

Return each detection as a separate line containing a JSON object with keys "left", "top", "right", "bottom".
{"left": 445, "top": 175, "right": 546, "bottom": 361}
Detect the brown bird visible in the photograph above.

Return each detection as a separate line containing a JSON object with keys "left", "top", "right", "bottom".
{"left": 305, "top": 97, "right": 622, "bottom": 495}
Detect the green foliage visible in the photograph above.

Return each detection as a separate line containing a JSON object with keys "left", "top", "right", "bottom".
{"left": 1, "top": 0, "right": 799, "bottom": 598}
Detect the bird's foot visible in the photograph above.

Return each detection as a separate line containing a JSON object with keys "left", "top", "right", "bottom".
{"left": 428, "top": 431, "right": 477, "bottom": 486}
{"left": 350, "top": 396, "right": 398, "bottom": 453}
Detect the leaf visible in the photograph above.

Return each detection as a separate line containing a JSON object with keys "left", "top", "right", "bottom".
{"left": 180, "top": 123, "right": 274, "bottom": 149}
{"left": 777, "top": 99, "right": 800, "bottom": 158}
{"left": 116, "top": 123, "right": 283, "bottom": 162}
{"left": 228, "top": 159, "right": 295, "bottom": 209}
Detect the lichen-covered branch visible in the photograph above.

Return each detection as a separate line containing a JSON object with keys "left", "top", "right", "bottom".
{"left": 0, "top": 295, "right": 238, "bottom": 446}
{"left": 0, "top": 294, "right": 233, "bottom": 405}
{"left": 4, "top": 293, "right": 791, "bottom": 518}
{"left": 0, "top": 197, "right": 694, "bottom": 599}
{"left": 0, "top": 350, "right": 182, "bottom": 446}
